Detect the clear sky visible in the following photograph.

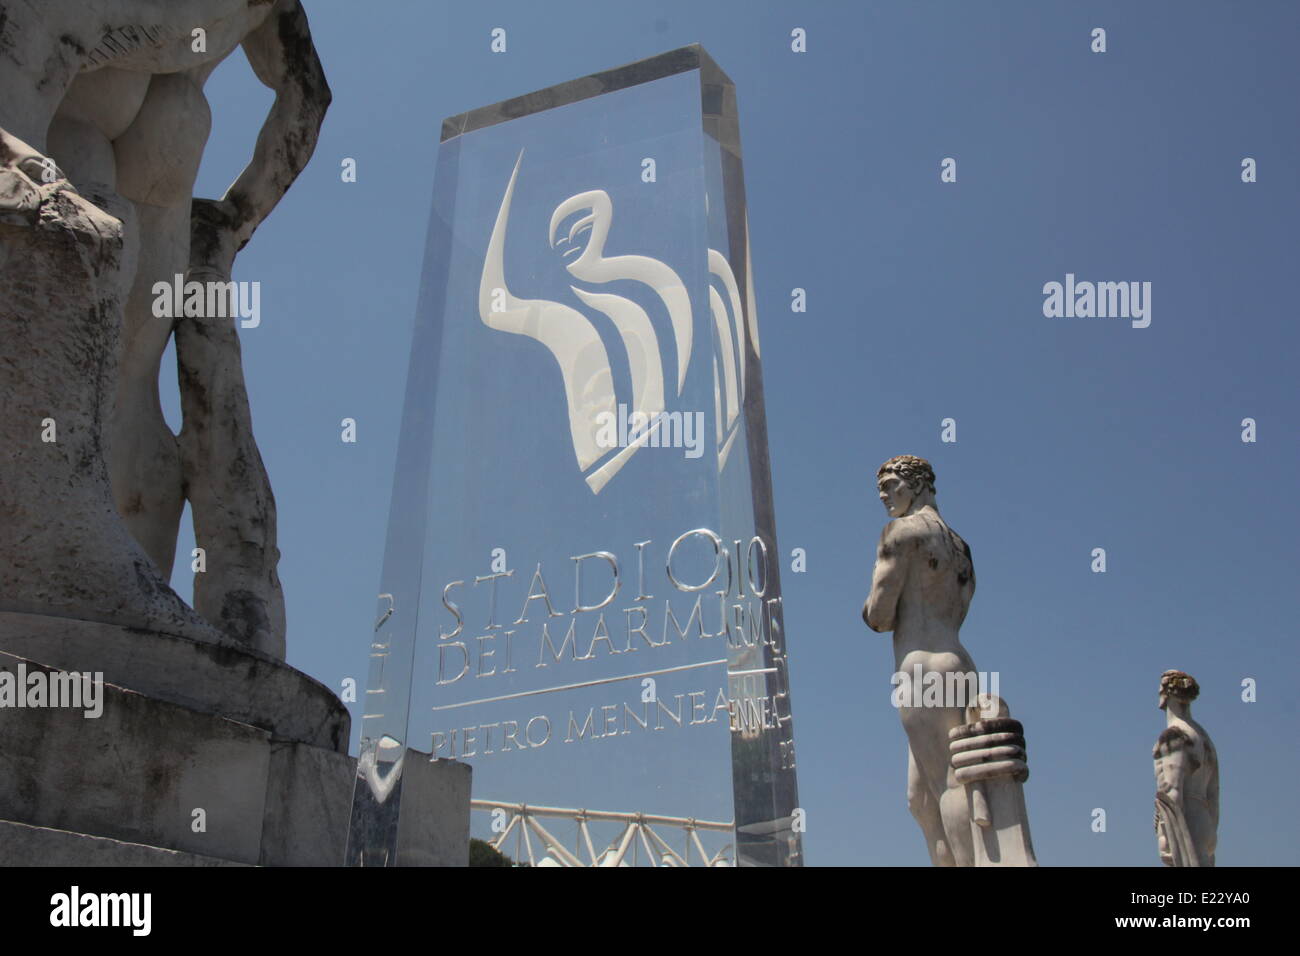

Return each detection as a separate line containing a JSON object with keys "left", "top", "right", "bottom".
{"left": 168, "top": 0, "right": 1298, "bottom": 866}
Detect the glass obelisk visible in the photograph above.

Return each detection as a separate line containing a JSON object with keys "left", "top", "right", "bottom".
{"left": 346, "top": 44, "right": 800, "bottom": 867}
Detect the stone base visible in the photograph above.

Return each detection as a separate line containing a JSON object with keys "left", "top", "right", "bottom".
{"left": 0, "top": 611, "right": 347, "bottom": 752}
{"left": 0, "top": 820, "right": 248, "bottom": 867}
{"left": 0, "top": 644, "right": 471, "bottom": 866}
{"left": 389, "top": 754, "right": 473, "bottom": 867}
{"left": 949, "top": 708, "right": 1037, "bottom": 867}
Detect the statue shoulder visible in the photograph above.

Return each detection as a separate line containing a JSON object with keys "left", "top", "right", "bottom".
{"left": 878, "top": 516, "right": 926, "bottom": 553}
{"left": 1153, "top": 725, "right": 1195, "bottom": 759}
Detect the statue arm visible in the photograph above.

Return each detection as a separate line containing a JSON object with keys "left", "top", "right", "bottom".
{"left": 1153, "top": 730, "right": 1196, "bottom": 866}
{"left": 1154, "top": 740, "right": 1189, "bottom": 805}
{"left": 1153, "top": 726, "right": 1199, "bottom": 805}
{"left": 194, "top": 0, "right": 330, "bottom": 271}
{"left": 173, "top": 0, "right": 325, "bottom": 662}
{"left": 864, "top": 521, "right": 908, "bottom": 632}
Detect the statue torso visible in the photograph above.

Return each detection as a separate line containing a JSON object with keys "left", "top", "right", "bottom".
{"left": 890, "top": 511, "right": 977, "bottom": 670}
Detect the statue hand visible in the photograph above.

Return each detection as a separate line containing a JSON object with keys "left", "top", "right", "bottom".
{"left": 189, "top": 197, "right": 243, "bottom": 281}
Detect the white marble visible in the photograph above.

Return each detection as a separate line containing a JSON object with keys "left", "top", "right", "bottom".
{"left": 949, "top": 695, "right": 1037, "bottom": 866}
{"left": 863, "top": 455, "right": 1035, "bottom": 866}
{"left": 1154, "top": 670, "right": 1219, "bottom": 867}
{"left": 1, "top": 124, "right": 213, "bottom": 641}
{"left": 1, "top": 0, "right": 330, "bottom": 659}
{"left": 863, "top": 455, "right": 980, "bottom": 865}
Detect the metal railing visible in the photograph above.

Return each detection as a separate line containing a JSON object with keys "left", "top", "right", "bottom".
{"left": 471, "top": 799, "right": 734, "bottom": 867}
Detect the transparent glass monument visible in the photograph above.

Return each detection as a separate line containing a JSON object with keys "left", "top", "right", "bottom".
{"left": 346, "top": 45, "right": 800, "bottom": 867}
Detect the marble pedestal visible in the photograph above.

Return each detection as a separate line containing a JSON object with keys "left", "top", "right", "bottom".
{"left": 0, "top": 618, "right": 470, "bottom": 866}
{"left": 949, "top": 706, "right": 1037, "bottom": 867}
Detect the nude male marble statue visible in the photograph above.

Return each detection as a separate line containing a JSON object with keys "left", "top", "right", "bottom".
{"left": 862, "top": 455, "right": 978, "bottom": 866}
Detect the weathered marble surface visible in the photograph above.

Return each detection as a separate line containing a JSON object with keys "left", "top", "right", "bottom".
{"left": 0, "top": 4, "right": 454, "bottom": 870}
{"left": 863, "top": 455, "right": 1035, "bottom": 866}
{"left": 1154, "top": 670, "right": 1219, "bottom": 867}
{"left": 1, "top": 0, "right": 329, "bottom": 660}
{"left": 1, "top": 127, "right": 216, "bottom": 642}
{"left": 0, "top": 651, "right": 272, "bottom": 863}
{"left": 0, "top": 650, "right": 471, "bottom": 867}
{"left": 0, "top": 611, "right": 348, "bottom": 751}
{"left": 0, "top": 820, "right": 248, "bottom": 867}
{"left": 949, "top": 695, "right": 1037, "bottom": 866}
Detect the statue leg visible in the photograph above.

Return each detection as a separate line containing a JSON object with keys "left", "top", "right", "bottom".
{"left": 108, "top": 203, "right": 186, "bottom": 580}
{"left": 907, "top": 746, "right": 954, "bottom": 866}
{"left": 175, "top": 286, "right": 286, "bottom": 660}
{"left": 108, "top": 71, "right": 212, "bottom": 578}
{"left": 903, "top": 700, "right": 975, "bottom": 866}
{"left": 46, "top": 107, "right": 187, "bottom": 579}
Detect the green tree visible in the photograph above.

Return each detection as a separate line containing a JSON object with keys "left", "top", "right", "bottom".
{"left": 469, "top": 838, "right": 515, "bottom": 867}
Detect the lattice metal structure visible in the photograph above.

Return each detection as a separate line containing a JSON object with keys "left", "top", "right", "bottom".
{"left": 471, "top": 800, "right": 734, "bottom": 867}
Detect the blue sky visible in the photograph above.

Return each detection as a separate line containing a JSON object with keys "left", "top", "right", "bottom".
{"left": 169, "top": 0, "right": 1298, "bottom": 865}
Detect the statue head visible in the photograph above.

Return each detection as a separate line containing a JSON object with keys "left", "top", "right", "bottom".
{"left": 876, "top": 455, "right": 936, "bottom": 518}
{"left": 1159, "top": 670, "right": 1200, "bottom": 710}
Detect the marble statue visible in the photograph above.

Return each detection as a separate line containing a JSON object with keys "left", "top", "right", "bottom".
{"left": 863, "top": 455, "right": 980, "bottom": 865}
{"left": 862, "top": 455, "right": 1036, "bottom": 866}
{"left": 0, "top": 3, "right": 474, "bottom": 869}
{"left": 1154, "top": 670, "right": 1219, "bottom": 867}
{"left": 0, "top": 0, "right": 330, "bottom": 659}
